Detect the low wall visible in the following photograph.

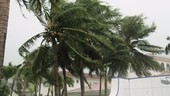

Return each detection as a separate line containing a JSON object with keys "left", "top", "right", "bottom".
{"left": 109, "top": 75, "right": 170, "bottom": 96}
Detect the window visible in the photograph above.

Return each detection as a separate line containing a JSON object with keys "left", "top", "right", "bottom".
{"left": 76, "top": 80, "right": 79, "bottom": 83}
{"left": 161, "top": 63, "right": 165, "bottom": 71}
{"left": 166, "top": 64, "right": 170, "bottom": 72}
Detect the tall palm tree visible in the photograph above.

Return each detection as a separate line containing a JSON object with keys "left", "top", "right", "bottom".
{"left": 73, "top": 1, "right": 121, "bottom": 95}
{"left": 0, "top": 0, "right": 55, "bottom": 85}
{"left": 0, "top": 0, "right": 57, "bottom": 81}
{"left": 116, "top": 15, "right": 163, "bottom": 77}
{"left": 17, "top": 1, "right": 122, "bottom": 96}
{"left": 0, "top": 0, "right": 10, "bottom": 80}
{"left": 27, "top": 45, "right": 74, "bottom": 96}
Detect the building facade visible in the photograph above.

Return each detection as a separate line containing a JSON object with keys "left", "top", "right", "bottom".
{"left": 109, "top": 55, "right": 170, "bottom": 96}
{"left": 127, "top": 55, "right": 170, "bottom": 78}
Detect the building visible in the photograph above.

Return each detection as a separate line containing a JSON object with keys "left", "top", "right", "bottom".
{"left": 127, "top": 54, "right": 170, "bottom": 78}
{"left": 109, "top": 55, "right": 170, "bottom": 96}
{"left": 109, "top": 75, "right": 170, "bottom": 96}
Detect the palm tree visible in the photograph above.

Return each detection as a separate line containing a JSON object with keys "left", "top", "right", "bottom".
{"left": 19, "top": 3, "right": 119, "bottom": 96}
{"left": 116, "top": 15, "right": 163, "bottom": 77}
{"left": 72, "top": 1, "right": 121, "bottom": 95}
{"left": 0, "top": 0, "right": 57, "bottom": 81}
{"left": 57, "top": 43, "right": 73, "bottom": 96}
{"left": 0, "top": 0, "right": 10, "bottom": 80}
{"left": 30, "top": 45, "right": 74, "bottom": 96}
{"left": 0, "top": 62, "right": 17, "bottom": 96}
{"left": 22, "top": 46, "right": 52, "bottom": 96}
{"left": 17, "top": 1, "right": 122, "bottom": 96}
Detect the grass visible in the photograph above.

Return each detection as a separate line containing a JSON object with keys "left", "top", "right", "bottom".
{"left": 68, "top": 90, "right": 110, "bottom": 96}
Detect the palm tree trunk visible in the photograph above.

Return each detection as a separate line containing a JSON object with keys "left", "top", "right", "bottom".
{"left": 22, "top": 79, "right": 27, "bottom": 96}
{"left": 59, "top": 84, "right": 61, "bottom": 96}
{"left": 39, "top": 78, "right": 42, "bottom": 96}
{"left": 62, "top": 67, "right": 67, "bottom": 96}
{"left": 79, "top": 61, "right": 85, "bottom": 96}
{"left": 0, "top": 0, "right": 10, "bottom": 80}
{"left": 10, "top": 78, "right": 16, "bottom": 96}
{"left": 99, "top": 72, "right": 102, "bottom": 96}
{"left": 52, "top": 37, "right": 60, "bottom": 96}
{"left": 47, "top": 86, "right": 51, "bottom": 96}
{"left": 34, "top": 85, "right": 37, "bottom": 96}
{"left": 51, "top": 86, "right": 54, "bottom": 96}
{"left": 104, "top": 68, "right": 107, "bottom": 96}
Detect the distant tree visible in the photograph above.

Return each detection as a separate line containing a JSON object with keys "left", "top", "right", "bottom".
{"left": 165, "top": 36, "right": 170, "bottom": 54}
{"left": 0, "top": 62, "right": 17, "bottom": 96}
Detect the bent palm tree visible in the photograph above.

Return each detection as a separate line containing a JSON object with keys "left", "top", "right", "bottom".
{"left": 117, "top": 15, "right": 163, "bottom": 77}
{"left": 18, "top": 0, "right": 121, "bottom": 96}
{"left": 14, "top": 46, "right": 52, "bottom": 96}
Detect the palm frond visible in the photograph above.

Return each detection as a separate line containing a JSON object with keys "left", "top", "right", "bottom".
{"left": 131, "top": 52, "right": 162, "bottom": 77}
{"left": 57, "top": 7, "right": 88, "bottom": 19}
{"left": 24, "top": 48, "right": 38, "bottom": 61}
{"left": 120, "top": 15, "right": 156, "bottom": 41}
{"left": 32, "top": 46, "right": 52, "bottom": 74}
{"left": 62, "top": 27, "right": 116, "bottom": 52}
{"left": 17, "top": 0, "right": 29, "bottom": 9}
{"left": 131, "top": 39, "right": 149, "bottom": 46}
{"left": 136, "top": 23, "right": 156, "bottom": 39}
{"left": 57, "top": 43, "right": 72, "bottom": 68}
{"left": 18, "top": 32, "right": 47, "bottom": 57}
{"left": 85, "top": 1, "right": 120, "bottom": 22}
{"left": 55, "top": 6, "right": 104, "bottom": 29}
{"left": 68, "top": 35, "right": 102, "bottom": 59}
{"left": 64, "top": 40, "right": 101, "bottom": 66}
{"left": 138, "top": 44, "right": 164, "bottom": 53}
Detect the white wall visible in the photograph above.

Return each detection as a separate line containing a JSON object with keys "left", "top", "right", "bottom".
{"left": 109, "top": 75, "right": 170, "bottom": 96}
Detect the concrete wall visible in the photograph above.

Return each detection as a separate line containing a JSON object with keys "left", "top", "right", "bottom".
{"left": 109, "top": 75, "right": 170, "bottom": 96}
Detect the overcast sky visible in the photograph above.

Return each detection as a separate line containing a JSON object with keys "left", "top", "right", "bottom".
{"left": 4, "top": 0, "right": 170, "bottom": 65}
